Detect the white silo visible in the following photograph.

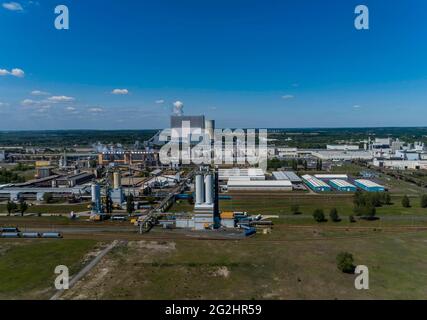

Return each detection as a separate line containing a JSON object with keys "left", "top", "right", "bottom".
{"left": 195, "top": 174, "right": 205, "bottom": 205}
{"left": 204, "top": 174, "right": 213, "bottom": 205}
{"left": 113, "top": 172, "right": 121, "bottom": 189}
{"left": 91, "top": 183, "right": 102, "bottom": 213}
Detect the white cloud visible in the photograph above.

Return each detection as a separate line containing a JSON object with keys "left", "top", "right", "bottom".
{"left": 31, "top": 90, "right": 50, "bottom": 96}
{"left": 21, "top": 99, "right": 37, "bottom": 106}
{"left": 352, "top": 105, "right": 361, "bottom": 109}
{"left": 155, "top": 99, "right": 165, "bottom": 104}
{"left": 111, "top": 88, "right": 129, "bottom": 95}
{"left": 11, "top": 68, "right": 24, "bottom": 77}
{"left": 65, "top": 106, "right": 76, "bottom": 111}
{"left": 0, "top": 67, "right": 25, "bottom": 77}
{"left": 47, "top": 95, "right": 75, "bottom": 102}
{"left": 282, "top": 95, "right": 294, "bottom": 100}
{"left": 2, "top": 2, "right": 23, "bottom": 11}
{"left": 0, "top": 102, "right": 9, "bottom": 107}
{"left": 88, "top": 107, "right": 104, "bottom": 113}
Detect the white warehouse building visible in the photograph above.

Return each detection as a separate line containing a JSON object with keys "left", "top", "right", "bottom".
{"left": 227, "top": 180, "right": 293, "bottom": 191}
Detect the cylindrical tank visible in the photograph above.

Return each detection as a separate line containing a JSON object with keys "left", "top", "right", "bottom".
{"left": 91, "top": 183, "right": 100, "bottom": 204}
{"left": 113, "top": 172, "right": 121, "bottom": 189}
{"left": 195, "top": 174, "right": 205, "bottom": 205}
{"left": 22, "top": 232, "right": 41, "bottom": 238}
{"left": 41, "top": 232, "right": 63, "bottom": 238}
{"left": 204, "top": 174, "right": 213, "bottom": 204}
{"left": 1, "top": 232, "right": 21, "bottom": 238}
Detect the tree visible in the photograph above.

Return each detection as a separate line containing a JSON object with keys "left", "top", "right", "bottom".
{"left": 421, "top": 195, "right": 427, "bottom": 208}
{"left": 384, "top": 193, "right": 392, "bottom": 205}
{"left": 126, "top": 194, "right": 135, "bottom": 215}
{"left": 43, "top": 192, "right": 53, "bottom": 204}
{"left": 291, "top": 204, "right": 300, "bottom": 215}
{"left": 6, "top": 201, "right": 17, "bottom": 216}
{"left": 329, "top": 208, "right": 340, "bottom": 222}
{"left": 313, "top": 209, "right": 326, "bottom": 222}
{"left": 402, "top": 195, "right": 411, "bottom": 208}
{"left": 336, "top": 252, "right": 355, "bottom": 273}
{"left": 19, "top": 201, "right": 28, "bottom": 216}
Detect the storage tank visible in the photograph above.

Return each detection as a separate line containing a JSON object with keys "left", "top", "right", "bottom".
{"left": 204, "top": 173, "right": 213, "bottom": 205}
{"left": 113, "top": 172, "right": 121, "bottom": 189}
{"left": 91, "top": 183, "right": 102, "bottom": 213}
{"left": 195, "top": 174, "right": 205, "bottom": 205}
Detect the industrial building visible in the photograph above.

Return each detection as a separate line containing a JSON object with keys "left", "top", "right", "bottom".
{"left": 326, "top": 145, "right": 360, "bottom": 151}
{"left": 98, "top": 151, "right": 159, "bottom": 166}
{"left": 227, "top": 180, "right": 293, "bottom": 191}
{"left": 314, "top": 174, "right": 348, "bottom": 180}
{"left": 301, "top": 175, "right": 331, "bottom": 192}
{"left": 354, "top": 179, "right": 385, "bottom": 192}
{"left": 272, "top": 171, "right": 290, "bottom": 181}
{"left": 311, "top": 150, "right": 373, "bottom": 161}
{"left": 329, "top": 179, "right": 357, "bottom": 192}
{"left": 218, "top": 168, "right": 265, "bottom": 182}
{"left": 373, "top": 159, "right": 427, "bottom": 170}
{"left": 55, "top": 171, "right": 94, "bottom": 188}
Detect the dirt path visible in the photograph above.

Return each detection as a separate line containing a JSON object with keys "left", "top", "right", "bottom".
{"left": 50, "top": 240, "right": 119, "bottom": 300}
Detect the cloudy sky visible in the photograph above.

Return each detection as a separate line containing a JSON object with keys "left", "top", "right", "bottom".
{"left": 1, "top": 0, "right": 427, "bottom": 130}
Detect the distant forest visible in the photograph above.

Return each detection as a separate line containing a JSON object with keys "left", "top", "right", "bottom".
{"left": 0, "top": 130, "right": 158, "bottom": 148}
{"left": 0, "top": 127, "right": 426, "bottom": 149}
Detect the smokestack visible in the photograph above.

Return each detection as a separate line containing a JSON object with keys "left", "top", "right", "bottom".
{"left": 172, "top": 101, "right": 184, "bottom": 116}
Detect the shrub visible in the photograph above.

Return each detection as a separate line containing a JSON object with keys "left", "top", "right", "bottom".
{"left": 313, "top": 209, "right": 326, "bottom": 222}
{"left": 384, "top": 193, "right": 392, "bottom": 205}
{"left": 402, "top": 195, "right": 411, "bottom": 208}
{"left": 336, "top": 252, "right": 355, "bottom": 273}
{"left": 329, "top": 208, "right": 340, "bottom": 222}
{"left": 421, "top": 195, "right": 427, "bottom": 208}
{"left": 291, "top": 204, "right": 300, "bottom": 215}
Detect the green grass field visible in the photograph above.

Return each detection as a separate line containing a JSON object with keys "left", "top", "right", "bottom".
{"left": 171, "top": 193, "right": 427, "bottom": 217}
{"left": 0, "top": 239, "right": 97, "bottom": 299}
{"left": 60, "top": 229, "right": 427, "bottom": 300}
{"left": 0, "top": 203, "right": 90, "bottom": 214}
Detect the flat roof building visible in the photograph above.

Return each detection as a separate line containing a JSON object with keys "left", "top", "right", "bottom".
{"left": 354, "top": 179, "right": 385, "bottom": 192}
{"left": 218, "top": 168, "right": 265, "bottom": 181}
{"left": 314, "top": 174, "right": 348, "bottom": 180}
{"left": 301, "top": 174, "right": 331, "bottom": 192}
{"left": 227, "top": 180, "right": 292, "bottom": 191}
{"left": 329, "top": 179, "right": 357, "bottom": 192}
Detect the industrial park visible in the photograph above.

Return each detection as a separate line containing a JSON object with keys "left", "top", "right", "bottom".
{"left": 2, "top": 107, "right": 427, "bottom": 300}
{"left": 2, "top": 0, "right": 427, "bottom": 306}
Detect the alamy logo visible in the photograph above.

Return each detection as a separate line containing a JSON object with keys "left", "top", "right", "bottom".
{"left": 55, "top": 5, "right": 69, "bottom": 30}
{"left": 354, "top": 5, "right": 369, "bottom": 30}
{"left": 159, "top": 124, "right": 268, "bottom": 171}
{"left": 354, "top": 265, "right": 369, "bottom": 290}
{"left": 54, "top": 265, "right": 69, "bottom": 290}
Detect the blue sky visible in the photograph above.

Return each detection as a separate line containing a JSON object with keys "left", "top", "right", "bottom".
{"left": 0, "top": 0, "right": 426, "bottom": 130}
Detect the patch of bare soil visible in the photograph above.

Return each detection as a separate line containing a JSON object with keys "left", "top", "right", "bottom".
{"left": 61, "top": 240, "right": 176, "bottom": 299}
